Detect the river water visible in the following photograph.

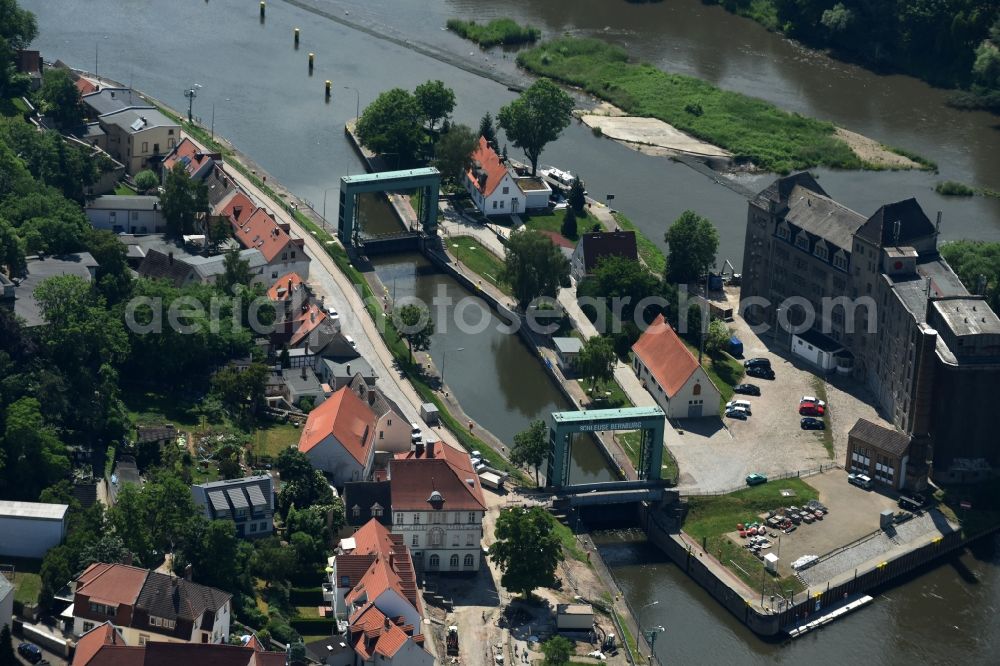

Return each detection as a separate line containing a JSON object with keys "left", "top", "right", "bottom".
{"left": 23, "top": 0, "right": 999, "bottom": 659}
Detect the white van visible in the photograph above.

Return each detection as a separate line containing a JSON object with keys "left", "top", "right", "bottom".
{"left": 848, "top": 473, "right": 873, "bottom": 489}
{"left": 344, "top": 334, "right": 357, "bottom": 350}
{"left": 725, "top": 399, "right": 753, "bottom": 415}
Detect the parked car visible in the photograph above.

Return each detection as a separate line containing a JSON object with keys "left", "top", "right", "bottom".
{"left": 848, "top": 473, "right": 873, "bottom": 489}
{"left": 898, "top": 494, "right": 927, "bottom": 511}
{"left": 800, "top": 395, "right": 827, "bottom": 408}
{"left": 725, "top": 400, "right": 753, "bottom": 415}
{"left": 744, "top": 357, "right": 772, "bottom": 369}
{"left": 725, "top": 406, "right": 750, "bottom": 420}
{"left": 800, "top": 416, "right": 825, "bottom": 430}
{"left": 799, "top": 401, "right": 826, "bottom": 417}
{"left": 746, "top": 365, "right": 775, "bottom": 380}
{"left": 745, "top": 473, "right": 768, "bottom": 486}
{"left": 733, "top": 383, "right": 761, "bottom": 396}
{"left": 18, "top": 643, "right": 43, "bottom": 664}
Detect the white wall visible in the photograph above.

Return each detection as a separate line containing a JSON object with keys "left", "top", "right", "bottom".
{"left": 86, "top": 207, "right": 164, "bottom": 234}
{"left": 305, "top": 437, "right": 370, "bottom": 487}
{"left": 791, "top": 335, "right": 838, "bottom": 371}
{"left": 0, "top": 577, "right": 13, "bottom": 631}
{"left": 375, "top": 412, "right": 410, "bottom": 454}
{"left": 0, "top": 517, "right": 66, "bottom": 558}
{"left": 386, "top": 637, "right": 435, "bottom": 666}
{"left": 632, "top": 358, "right": 720, "bottom": 419}
{"left": 467, "top": 173, "right": 526, "bottom": 217}
{"left": 392, "top": 510, "right": 484, "bottom": 572}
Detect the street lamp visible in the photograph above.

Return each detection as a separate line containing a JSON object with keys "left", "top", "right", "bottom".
{"left": 441, "top": 347, "right": 464, "bottom": 385}
{"left": 643, "top": 625, "right": 665, "bottom": 661}
{"left": 342, "top": 85, "right": 360, "bottom": 122}
{"left": 183, "top": 83, "right": 202, "bottom": 123}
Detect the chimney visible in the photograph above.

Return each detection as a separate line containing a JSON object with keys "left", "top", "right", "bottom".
{"left": 346, "top": 364, "right": 351, "bottom": 375}
{"left": 168, "top": 252, "right": 174, "bottom": 265}
{"left": 426, "top": 442, "right": 434, "bottom": 458}
{"left": 936, "top": 211, "right": 942, "bottom": 232}
{"left": 234, "top": 205, "right": 243, "bottom": 221}
{"left": 184, "top": 564, "right": 193, "bottom": 581}
{"left": 301, "top": 365, "right": 307, "bottom": 380}
{"left": 414, "top": 441, "right": 425, "bottom": 457}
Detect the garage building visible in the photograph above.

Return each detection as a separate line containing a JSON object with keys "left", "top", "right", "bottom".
{"left": 0, "top": 500, "right": 69, "bottom": 559}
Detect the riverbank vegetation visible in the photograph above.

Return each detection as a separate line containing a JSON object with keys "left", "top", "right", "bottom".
{"left": 446, "top": 18, "right": 540, "bottom": 48}
{"left": 446, "top": 235, "right": 509, "bottom": 295}
{"left": 936, "top": 180, "right": 976, "bottom": 196}
{"left": 940, "top": 240, "right": 1000, "bottom": 313}
{"left": 703, "top": 0, "right": 1000, "bottom": 113}
{"left": 684, "top": 478, "right": 820, "bottom": 594}
{"left": 518, "top": 36, "right": 931, "bottom": 173}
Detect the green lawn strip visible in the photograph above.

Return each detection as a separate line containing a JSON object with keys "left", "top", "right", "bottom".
{"left": 610, "top": 607, "right": 643, "bottom": 663}
{"left": 253, "top": 422, "right": 301, "bottom": 459}
{"left": 612, "top": 212, "right": 665, "bottom": 276}
{"left": 114, "top": 183, "right": 138, "bottom": 195}
{"left": 521, "top": 208, "right": 583, "bottom": 244}
{"left": 578, "top": 377, "right": 633, "bottom": 409}
{"left": 684, "top": 479, "right": 819, "bottom": 595}
{"left": 547, "top": 514, "right": 588, "bottom": 564}
{"left": 518, "top": 37, "right": 928, "bottom": 174}
{"left": 615, "top": 431, "right": 678, "bottom": 482}
{"left": 123, "top": 389, "right": 203, "bottom": 429}
{"left": 5, "top": 558, "right": 42, "bottom": 606}
{"left": 446, "top": 18, "right": 540, "bottom": 48}
{"left": 680, "top": 340, "right": 740, "bottom": 412}
{"left": 810, "top": 377, "right": 835, "bottom": 459}
{"left": 446, "top": 235, "right": 511, "bottom": 295}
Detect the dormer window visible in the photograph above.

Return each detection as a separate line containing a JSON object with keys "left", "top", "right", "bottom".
{"left": 776, "top": 222, "right": 790, "bottom": 241}
{"left": 352, "top": 505, "right": 360, "bottom": 518}
{"left": 813, "top": 242, "right": 829, "bottom": 262}
{"left": 795, "top": 231, "right": 810, "bottom": 252}
{"left": 833, "top": 251, "right": 848, "bottom": 271}
{"left": 371, "top": 503, "right": 383, "bottom": 517}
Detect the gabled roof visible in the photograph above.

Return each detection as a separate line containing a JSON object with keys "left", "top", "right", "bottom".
{"left": 135, "top": 570, "right": 231, "bottom": 622}
{"left": 215, "top": 190, "right": 257, "bottom": 223}
{"left": 75, "top": 563, "right": 148, "bottom": 607}
{"left": 783, "top": 185, "right": 866, "bottom": 252}
{"left": 0, "top": 500, "right": 69, "bottom": 521}
{"left": 390, "top": 442, "right": 485, "bottom": 511}
{"left": 579, "top": 231, "right": 638, "bottom": 272}
{"left": 289, "top": 303, "right": 328, "bottom": 348}
{"left": 631, "top": 314, "right": 711, "bottom": 398}
{"left": 267, "top": 272, "right": 305, "bottom": 301}
{"left": 231, "top": 208, "right": 293, "bottom": 263}
{"left": 754, "top": 172, "right": 827, "bottom": 208}
{"left": 349, "top": 604, "right": 417, "bottom": 660}
{"left": 341, "top": 520, "right": 422, "bottom": 615}
{"left": 75, "top": 77, "right": 98, "bottom": 95}
{"left": 100, "top": 107, "right": 177, "bottom": 133}
{"left": 857, "top": 198, "right": 936, "bottom": 247}
{"left": 848, "top": 418, "right": 912, "bottom": 457}
{"left": 466, "top": 137, "right": 511, "bottom": 197}
{"left": 162, "top": 138, "right": 220, "bottom": 179}
{"left": 137, "top": 249, "right": 196, "bottom": 287}
{"left": 82, "top": 87, "right": 146, "bottom": 117}
{"left": 299, "top": 386, "right": 376, "bottom": 464}
{"left": 72, "top": 622, "right": 131, "bottom": 666}
{"left": 344, "top": 480, "right": 392, "bottom": 526}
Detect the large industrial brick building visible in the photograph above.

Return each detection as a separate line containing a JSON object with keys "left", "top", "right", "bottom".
{"left": 739, "top": 173, "right": 1000, "bottom": 484}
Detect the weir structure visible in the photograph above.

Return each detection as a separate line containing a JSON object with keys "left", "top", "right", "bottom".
{"left": 337, "top": 168, "right": 440, "bottom": 250}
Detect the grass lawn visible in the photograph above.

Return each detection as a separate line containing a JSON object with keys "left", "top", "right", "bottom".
{"left": 123, "top": 388, "right": 203, "bottom": 429}
{"left": 521, "top": 208, "right": 587, "bottom": 244}
{"left": 578, "top": 377, "right": 633, "bottom": 409}
{"left": 684, "top": 478, "right": 819, "bottom": 595}
{"left": 546, "top": 512, "right": 588, "bottom": 563}
{"left": 115, "top": 183, "right": 138, "bottom": 195}
{"left": 446, "top": 235, "right": 511, "bottom": 295}
{"left": 4, "top": 558, "right": 43, "bottom": 606}
{"left": 615, "top": 430, "right": 679, "bottom": 482}
{"left": 253, "top": 422, "right": 301, "bottom": 459}
{"left": 518, "top": 37, "right": 928, "bottom": 173}
{"left": 811, "top": 377, "right": 835, "bottom": 459}
{"left": 680, "top": 340, "right": 744, "bottom": 411}
{"left": 612, "top": 211, "right": 665, "bottom": 276}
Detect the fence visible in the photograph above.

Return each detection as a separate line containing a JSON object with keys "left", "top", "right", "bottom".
{"left": 682, "top": 463, "right": 842, "bottom": 497}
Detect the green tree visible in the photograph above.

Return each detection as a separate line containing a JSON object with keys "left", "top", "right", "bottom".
{"left": 161, "top": 162, "right": 208, "bottom": 237}
{"left": 414, "top": 79, "right": 456, "bottom": 132}
{"left": 500, "top": 229, "right": 571, "bottom": 309}
{"left": 541, "top": 635, "right": 573, "bottom": 666}
{"left": 497, "top": 79, "right": 574, "bottom": 175}
{"left": 134, "top": 169, "right": 159, "bottom": 193}
{"left": 206, "top": 215, "right": 231, "bottom": 254}
{"left": 36, "top": 68, "right": 83, "bottom": 128}
{"left": 560, "top": 207, "right": 577, "bottom": 240}
{"left": 433, "top": 123, "right": 478, "bottom": 184}
{"left": 0, "top": 217, "right": 24, "bottom": 276}
{"left": 396, "top": 303, "right": 435, "bottom": 363}
{"left": 278, "top": 470, "right": 335, "bottom": 517}
{"left": 488, "top": 506, "right": 562, "bottom": 598}
{"left": 2, "top": 397, "right": 70, "bottom": 499}
{"left": 479, "top": 111, "right": 497, "bottom": 147}
{"left": 705, "top": 318, "right": 731, "bottom": 355}
{"left": 664, "top": 210, "right": 719, "bottom": 285}
{"left": 211, "top": 361, "right": 269, "bottom": 422}
{"left": 176, "top": 518, "right": 246, "bottom": 592}
{"left": 0, "top": 0, "right": 38, "bottom": 98}
{"left": 220, "top": 246, "right": 252, "bottom": 294}
{"left": 251, "top": 536, "right": 298, "bottom": 586}
{"left": 940, "top": 240, "right": 1000, "bottom": 311}
{"left": 85, "top": 228, "right": 133, "bottom": 304}
{"left": 584, "top": 255, "right": 662, "bottom": 326}
{"left": 511, "top": 419, "right": 548, "bottom": 485}
{"left": 575, "top": 335, "right": 616, "bottom": 391}
{"left": 38, "top": 544, "right": 72, "bottom": 607}
{"left": 973, "top": 41, "right": 1000, "bottom": 88}
{"left": 355, "top": 88, "right": 425, "bottom": 163}
{"left": 78, "top": 534, "right": 132, "bottom": 568}
{"left": 568, "top": 176, "right": 586, "bottom": 214}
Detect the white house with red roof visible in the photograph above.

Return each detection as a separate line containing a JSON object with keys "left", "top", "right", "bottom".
{"left": 465, "top": 137, "right": 551, "bottom": 216}
{"left": 389, "top": 442, "right": 487, "bottom": 572}
{"left": 347, "top": 604, "right": 432, "bottom": 666}
{"left": 299, "top": 386, "right": 379, "bottom": 486}
{"left": 631, "top": 314, "right": 722, "bottom": 419}
{"left": 215, "top": 190, "right": 311, "bottom": 281}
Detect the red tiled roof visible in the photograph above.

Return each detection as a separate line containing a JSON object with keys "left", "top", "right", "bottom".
{"left": 289, "top": 303, "right": 327, "bottom": 347}
{"left": 349, "top": 605, "right": 414, "bottom": 660}
{"left": 72, "top": 622, "right": 128, "bottom": 666}
{"left": 390, "top": 442, "right": 486, "bottom": 512}
{"left": 162, "top": 138, "right": 218, "bottom": 177}
{"left": 466, "top": 137, "right": 509, "bottom": 197}
{"left": 342, "top": 520, "right": 422, "bottom": 614}
{"left": 299, "top": 387, "right": 376, "bottom": 464}
{"left": 631, "top": 313, "right": 701, "bottom": 397}
{"left": 267, "top": 272, "right": 304, "bottom": 301}
{"left": 76, "top": 77, "right": 98, "bottom": 95}
{"left": 540, "top": 230, "right": 574, "bottom": 249}
{"left": 75, "top": 562, "right": 148, "bottom": 607}
{"left": 72, "top": 623, "right": 285, "bottom": 666}
{"left": 232, "top": 208, "right": 292, "bottom": 263}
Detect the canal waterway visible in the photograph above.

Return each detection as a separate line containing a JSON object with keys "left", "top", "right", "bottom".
{"left": 370, "top": 252, "right": 612, "bottom": 485}
{"left": 23, "top": 0, "right": 999, "bottom": 659}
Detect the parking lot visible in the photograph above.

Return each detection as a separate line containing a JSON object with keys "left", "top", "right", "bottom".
{"left": 721, "top": 470, "right": 900, "bottom": 579}
{"left": 669, "top": 289, "right": 891, "bottom": 493}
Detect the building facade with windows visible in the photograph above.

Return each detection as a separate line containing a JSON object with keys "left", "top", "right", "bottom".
{"left": 85, "top": 195, "right": 164, "bottom": 234}
{"left": 389, "top": 442, "right": 486, "bottom": 573}
{"left": 740, "top": 173, "right": 1000, "bottom": 481}
{"left": 191, "top": 475, "right": 274, "bottom": 539}
{"left": 846, "top": 418, "right": 914, "bottom": 491}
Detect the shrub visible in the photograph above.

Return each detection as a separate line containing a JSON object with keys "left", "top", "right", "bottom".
{"left": 446, "top": 18, "right": 540, "bottom": 48}
{"left": 935, "top": 180, "right": 975, "bottom": 196}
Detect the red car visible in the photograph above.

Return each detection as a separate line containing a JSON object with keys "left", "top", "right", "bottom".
{"left": 799, "top": 401, "right": 825, "bottom": 416}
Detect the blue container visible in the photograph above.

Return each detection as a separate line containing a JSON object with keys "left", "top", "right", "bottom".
{"left": 729, "top": 336, "right": 744, "bottom": 357}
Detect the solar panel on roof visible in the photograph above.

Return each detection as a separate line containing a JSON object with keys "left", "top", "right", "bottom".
{"left": 226, "top": 487, "right": 249, "bottom": 510}
{"left": 207, "top": 491, "right": 229, "bottom": 513}
{"left": 180, "top": 155, "right": 191, "bottom": 166}
{"left": 245, "top": 483, "right": 268, "bottom": 508}
{"left": 130, "top": 117, "right": 145, "bottom": 131}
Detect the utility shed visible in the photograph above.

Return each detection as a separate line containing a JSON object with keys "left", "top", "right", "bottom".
{"left": 0, "top": 500, "right": 69, "bottom": 558}
{"left": 556, "top": 603, "right": 594, "bottom": 631}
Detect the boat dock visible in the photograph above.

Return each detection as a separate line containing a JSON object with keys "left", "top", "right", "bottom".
{"left": 785, "top": 595, "right": 874, "bottom": 638}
